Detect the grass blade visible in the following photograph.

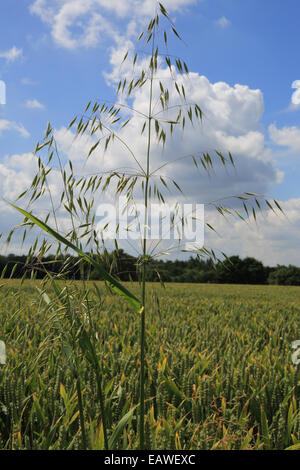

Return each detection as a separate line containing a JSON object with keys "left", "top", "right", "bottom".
{"left": 108, "top": 405, "right": 139, "bottom": 449}
{"left": 8, "top": 202, "right": 142, "bottom": 313}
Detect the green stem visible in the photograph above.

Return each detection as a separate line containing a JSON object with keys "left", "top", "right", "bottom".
{"left": 139, "top": 30, "right": 155, "bottom": 451}
{"left": 76, "top": 374, "right": 87, "bottom": 450}
{"left": 95, "top": 364, "right": 109, "bottom": 450}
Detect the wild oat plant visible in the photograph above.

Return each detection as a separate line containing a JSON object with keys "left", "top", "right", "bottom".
{"left": 3, "top": 2, "right": 287, "bottom": 450}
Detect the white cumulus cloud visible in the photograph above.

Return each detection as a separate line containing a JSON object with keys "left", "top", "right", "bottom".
{"left": 215, "top": 16, "right": 230, "bottom": 28}
{"left": 0, "top": 120, "right": 30, "bottom": 138}
{"left": 25, "top": 99, "right": 45, "bottom": 109}
{"left": 206, "top": 197, "right": 300, "bottom": 266}
{"left": 269, "top": 123, "right": 300, "bottom": 152}
{"left": 52, "top": 67, "right": 282, "bottom": 207}
{"left": 29, "top": 0, "right": 197, "bottom": 49}
{"left": 291, "top": 80, "right": 300, "bottom": 109}
{"left": 0, "top": 46, "right": 23, "bottom": 63}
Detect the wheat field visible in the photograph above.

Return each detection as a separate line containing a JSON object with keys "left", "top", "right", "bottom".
{"left": 0, "top": 280, "right": 299, "bottom": 450}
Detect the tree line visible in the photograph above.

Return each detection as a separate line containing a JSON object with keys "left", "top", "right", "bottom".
{"left": 1, "top": 251, "right": 300, "bottom": 286}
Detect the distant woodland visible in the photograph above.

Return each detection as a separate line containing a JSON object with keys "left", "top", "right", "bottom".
{"left": 1, "top": 250, "right": 300, "bottom": 286}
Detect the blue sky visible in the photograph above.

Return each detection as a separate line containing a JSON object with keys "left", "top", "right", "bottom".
{"left": 0, "top": 0, "right": 300, "bottom": 265}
